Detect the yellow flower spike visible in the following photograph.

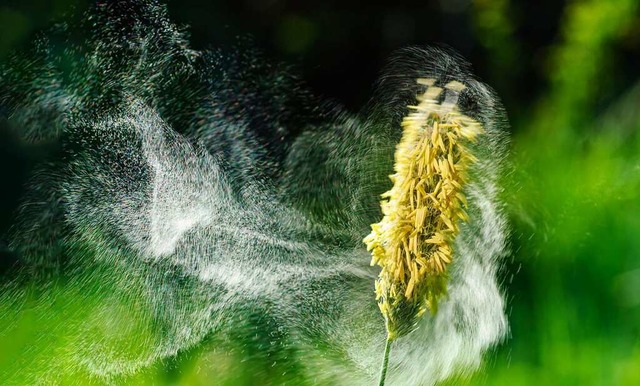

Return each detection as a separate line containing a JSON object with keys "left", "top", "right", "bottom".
{"left": 364, "top": 78, "right": 485, "bottom": 386}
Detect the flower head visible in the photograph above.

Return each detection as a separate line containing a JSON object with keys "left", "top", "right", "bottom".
{"left": 364, "top": 79, "right": 483, "bottom": 340}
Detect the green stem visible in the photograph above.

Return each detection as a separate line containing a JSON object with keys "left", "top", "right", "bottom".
{"left": 378, "top": 335, "right": 392, "bottom": 386}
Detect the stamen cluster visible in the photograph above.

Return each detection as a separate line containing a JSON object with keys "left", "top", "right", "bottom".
{"left": 364, "top": 79, "right": 483, "bottom": 340}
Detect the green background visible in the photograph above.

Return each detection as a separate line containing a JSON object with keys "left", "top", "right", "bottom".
{"left": 0, "top": 0, "right": 639, "bottom": 385}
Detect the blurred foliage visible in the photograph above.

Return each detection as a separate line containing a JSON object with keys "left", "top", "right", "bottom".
{"left": 1, "top": 0, "right": 640, "bottom": 385}
{"left": 487, "top": 0, "right": 640, "bottom": 385}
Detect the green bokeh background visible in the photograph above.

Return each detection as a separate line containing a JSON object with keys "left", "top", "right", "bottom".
{"left": 1, "top": 0, "right": 639, "bottom": 385}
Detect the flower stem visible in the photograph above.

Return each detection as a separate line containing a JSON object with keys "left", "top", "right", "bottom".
{"left": 378, "top": 335, "right": 392, "bottom": 386}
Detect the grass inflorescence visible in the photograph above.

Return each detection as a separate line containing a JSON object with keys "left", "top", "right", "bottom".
{"left": 364, "top": 78, "right": 483, "bottom": 384}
